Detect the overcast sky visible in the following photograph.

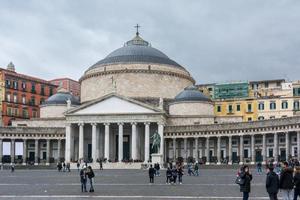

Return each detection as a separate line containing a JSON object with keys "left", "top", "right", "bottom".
{"left": 1, "top": 0, "right": 300, "bottom": 84}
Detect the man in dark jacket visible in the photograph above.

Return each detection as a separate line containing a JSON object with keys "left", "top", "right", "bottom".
{"left": 279, "top": 161, "right": 294, "bottom": 199}
{"left": 148, "top": 164, "right": 155, "bottom": 184}
{"left": 240, "top": 165, "right": 253, "bottom": 200}
{"left": 266, "top": 164, "right": 279, "bottom": 200}
{"left": 294, "top": 166, "right": 300, "bottom": 200}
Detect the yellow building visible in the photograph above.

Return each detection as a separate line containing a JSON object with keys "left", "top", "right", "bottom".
{"left": 214, "top": 98, "right": 258, "bottom": 122}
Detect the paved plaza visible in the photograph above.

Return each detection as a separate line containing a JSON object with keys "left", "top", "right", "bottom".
{"left": 0, "top": 167, "right": 286, "bottom": 200}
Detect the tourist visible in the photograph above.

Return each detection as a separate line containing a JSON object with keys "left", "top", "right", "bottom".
{"left": 171, "top": 166, "right": 178, "bottom": 184}
{"left": 100, "top": 160, "right": 103, "bottom": 170}
{"left": 148, "top": 164, "right": 155, "bottom": 184}
{"left": 257, "top": 162, "right": 262, "bottom": 175}
{"left": 166, "top": 167, "right": 172, "bottom": 184}
{"left": 194, "top": 162, "right": 199, "bottom": 176}
{"left": 57, "top": 162, "right": 62, "bottom": 172}
{"left": 279, "top": 161, "right": 294, "bottom": 200}
{"left": 77, "top": 161, "right": 80, "bottom": 171}
{"left": 178, "top": 165, "right": 184, "bottom": 184}
{"left": 266, "top": 164, "right": 279, "bottom": 200}
{"left": 239, "top": 165, "right": 253, "bottom": 200}
{"left": 11, "top": 163, "right": 15, "bottom": 173}
{"left": 80, "top": 166, "right": 87, "bottom": 192}
{"left": 154, "top": 163, "right": 160, "bottom": 176}
{"left": 86, "top": 166, "right": 95, "bottom": 192}
{"left": 187, "top": 163, "right": 194, "bottom": 176}
{"left": 66, "top": 162, "right": 71, "bottom": 172}
{"left": 294, "top": 166, "right": 300, "bottom": 200}
{"left": 63, "top": 162, "right": 66, "bottom": 172}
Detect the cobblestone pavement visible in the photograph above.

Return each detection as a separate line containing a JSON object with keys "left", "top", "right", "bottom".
{"left": 0, "top": 168, "right": 283, "bottom": 199}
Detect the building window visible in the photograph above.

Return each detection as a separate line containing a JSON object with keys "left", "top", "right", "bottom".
{"left": 21, "top": 82, "right": 26, "bottom": 90}
{"left": 268, "top": 148, "right": 273, "bottom": 157}
{"left": 7, "top": 107, "right": 12, "bottom": 116}
{"left": 32, "top": 110, "right": 38, "bottom": 118}
{"left": 279, "top": 138, "right": 285, "bottom": 143}
{"left": 228, "top": 105, "right": 233, "bottom": 113}
{"left": 244, "top": 140, "right": 249, "bottom": 145}
{"left": 268, "top": 139, "right": 274, "bottom": 144}
{"left": 30, "top": 96, "right": 35, "bottom": 106}
{"left": 13, "top": 81, "right": 18, "bottom": 90}
{"left": 41, "top": 85, "right": 45, "bottom": 96}
{"left": 270, "top": 116, "right": 275, "bottom": 119}
{"left": 49, "top": 87, "right": 53, "bottom": 96}
{"left": 282, "top": 101, "right": 288, "bottom": 109}
{"left": 270, "top": 102, "right": 276, "bottom": 110}
{"left": 232, "top": 140, "right": 237, "bottom": 145}
{"left": 13, "top": 94, "right": 17, "bottom": 103}
{"left": 217, "top": 105, "right": 221, "bottom": 112}
{"left": 6, "top": 93, "right": 11, "bottom": 102}
{"left": 40, "top": 98, "right": 45, "bottom": 104}
{"left": 236, "top": 104, "right": 241, "bottom": 111}
{"left": 13, "top": 108, "right": 18, "bottom": 116}
{"left": 255, "top": 139, "right": 262, "bottom": 144}
{"left": 276, "top": 82, "right": 281, "bottom": 87}
{"left": 22, "top": 109, "right": 29, "bottom": 118}
{"left": 247, "top": 104, "right": 252, "bottom": 112}
{"left": 22, "top": 96, "right": 26, "bottom": 104}
{"left": 294, "top": 101, "right": 300, "bottom": 111}
{"left": 5, "top": 79, "right": 11, "bottom": 88}
{"left": 258, "top": 116, "right": 264, "bottom": 120}
{"left": 247, "top": 117, "right": 252, "bottom": 121}
{"left": 258, "top": 102, "right": 264, "bottom": 110}
{"left": 264, "top": 82, "right": 269, "bottom": 88}
{"left": 31, "top": 83, "right": 36, "bottom": 93}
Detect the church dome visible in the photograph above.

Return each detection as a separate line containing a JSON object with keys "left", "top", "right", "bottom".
{"left": 175, "top": 85, "right": 211, "bottom": 102}
{"left": 44, "top": 89, "right": 80, "bottom": 105}
{"left": 86, "top": 34, "right": 186, "bottom": 72}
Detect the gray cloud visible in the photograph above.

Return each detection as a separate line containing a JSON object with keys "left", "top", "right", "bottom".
{"left": 0, "top": 0, "right": 300, "bottom": 84}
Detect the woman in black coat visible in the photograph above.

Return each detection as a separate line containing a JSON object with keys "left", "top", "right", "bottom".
{"left": 240, "top": 165, "right": 253, "bottom": 200}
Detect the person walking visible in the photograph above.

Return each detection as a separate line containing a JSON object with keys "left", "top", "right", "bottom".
{"left": 178, "top": 166, "right": 184, "bottom": 184}
{"left": 86, "top": 166, "right": 95, "bottom": 192}
{"left": 100, "top": 160, "right": 103, "bottom": 170}
{"left": 266, "top": 164, "right": 279, "bottom": 200}
{"left": 148, "top": 164, "right": 155, "bottom": 184}
{"left": 66, "top": 162, "right": 71, "bottom": 172}
{"left": 293, "top": 166, "right": 300, "bottom": 200}
{"left": 279, "top": 161, "right": 294, "bottom": 200}
{"left": 194, "top": 162, "right": 199, "bottom": 176}
{"left": 171, "top": 166, "right": 178, "bottom": 184}
{"left": 166, "top": 167, "right": 172, "bottom": 184}
{"left": 257, "top": 162, "right": 263, "bottom": 175}
{"left": 239, "top": 165, "right": 253, "bottom": 200}
{"left": 63, "top": 162, "right": 66, "bottom": 172}
{"left": 80, "top": 166, "right": 87, "bottom": 192}
{"left": 155, "top": 163, "right": 160, "bottom": 176}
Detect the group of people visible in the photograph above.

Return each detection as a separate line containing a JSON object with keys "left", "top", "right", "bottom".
{"left": 237, "top": 161, "right": 300, "bottom": 200}
{"left": 148, "top": 163, "right": 184, "bottom": 185}
{"left": 80, "top": 164, "right": 95, "bottom": 193}
{"left": 57, "top": 162, "right": 70, "bottom": 172}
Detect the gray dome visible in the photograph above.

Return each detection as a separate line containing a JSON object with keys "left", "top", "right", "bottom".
{"left": 87, "top": 34, "right": 186, "bottom": 71}
{"left": 44, "top": 91, "right": 80, "bottom": 105}
{"left": 175, "top": 85, "right": 211, "bottom": 102}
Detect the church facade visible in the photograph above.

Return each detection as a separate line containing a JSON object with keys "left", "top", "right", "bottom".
{"left": 1, "top": 31, "right": 300, "bottom": 167}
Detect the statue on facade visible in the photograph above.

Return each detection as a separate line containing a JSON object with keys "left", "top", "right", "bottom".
{"left": 151, "top": 131, "right": 161, "bottom": 153}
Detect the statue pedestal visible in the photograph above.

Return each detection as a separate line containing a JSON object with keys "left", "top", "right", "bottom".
{"left": 151, "top": 153, "right": 163, "bottom": 165}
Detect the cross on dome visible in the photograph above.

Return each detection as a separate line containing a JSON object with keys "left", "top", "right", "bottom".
{"left": 134, "top": 24, "right": 140, "bottom": 36}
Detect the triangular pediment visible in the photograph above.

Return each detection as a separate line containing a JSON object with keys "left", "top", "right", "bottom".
{"left": 67, "top": 94, "right": 162, "bottom": 115}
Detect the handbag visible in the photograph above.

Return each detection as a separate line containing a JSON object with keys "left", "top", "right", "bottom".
{"left": 235, "top": 175, "right": 245, "bottom": 185}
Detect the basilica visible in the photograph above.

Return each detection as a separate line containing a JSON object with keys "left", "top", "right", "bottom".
{"left": 1, "top": 30, "right": 300, "bottom": 168}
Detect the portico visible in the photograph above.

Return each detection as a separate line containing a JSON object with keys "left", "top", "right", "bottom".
{"left": 64, "top": 94, "right": 166, "bottom": 164}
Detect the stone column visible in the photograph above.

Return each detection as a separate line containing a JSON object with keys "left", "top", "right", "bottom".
{"left": 194, "top": 137, "right": 199, "bottom": 162}
{"left": 217, "top": 136, "right": 221, "bottom": 165}
{"left": 172, "top": 138, "right": 176, "bottom": 161}
{"left": 262, "top": 134, "right": 266, "bottom": 164}
{"left": 22, "top": 139, "right": 27, "bottom": 165}
{"left": 91, "top": 123, "right": 97, "bottom": 163}
{"left": 251, "top": 135, "right": 255, "bottom": 164}
{"left": 297, "top": 131, "right": 300, "bottom": 161}
{"left": 118, "top": 123, "right": 124, "bottom": 162}
{"left": 158, "top": 123, "right": 164, "bottom": 157}
{"left": 34, "top": 139, "right": 39, "bottom": 165}
{"left": 65, "top": 124, "right": 71, "bottom": 163}
{"left": 57, "top": 139, "right": 61, "bottom": 162}
{"left": 11, "top": 139, "right": 15, "bottom": 164}
{"left": 104, "top": 123, "right": 110, "bottom": 161}
{"left": 46, "top": 139, "right": 50, "bottom": 165}
{"left": 239, "top": 135, "right": 244, "bottom": 165}
{"left": 0, "top": 139, "right": 2, "bottom": 164}
{"left": 144, "top": 122, "right": 150, "bottom": 163}
{"left": 183, "top": 138, "right": 187, "bottom": 162}
{"left": 228, "top": 136, "right": 232, "bottom": 165}
{"left": 274, "top": 132, "right": 278, "bottom": 162}
{"left": 131, "top": 122, "right": 137, "bottom": 161}
{"left": 285, "top": 132, "right": 289, "bottom": 161}
{"left": 206, "top": 137, "right": 210, "bottom": 165}
{"left": 78, "top": 123, "right": 84, "bottom": 161}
